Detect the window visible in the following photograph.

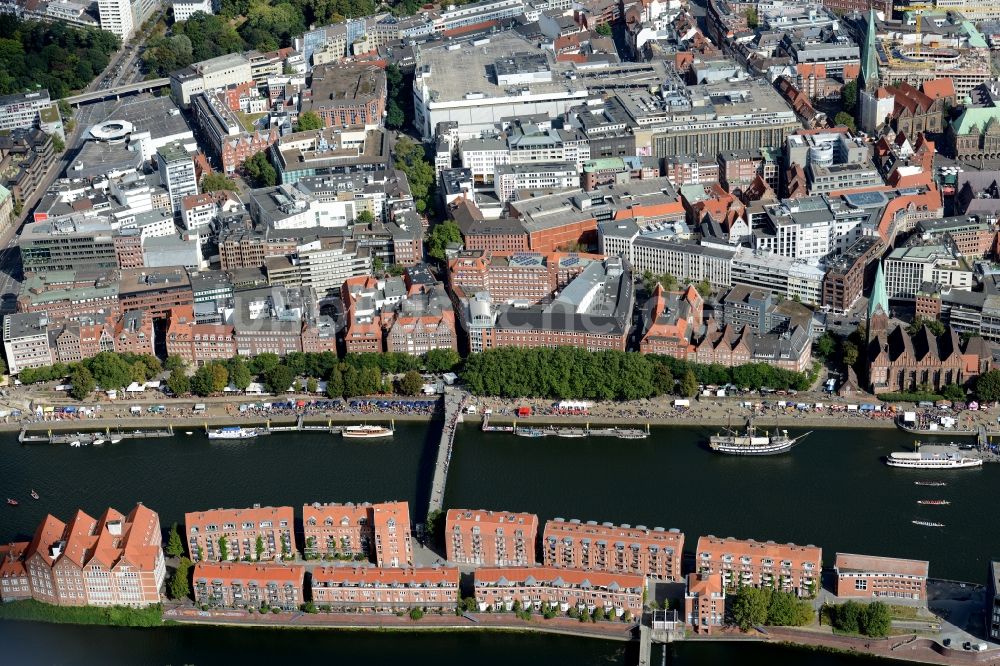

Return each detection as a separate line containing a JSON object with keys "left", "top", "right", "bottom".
{"left": 855, "top": 579, "right": 867, "bottom": 591}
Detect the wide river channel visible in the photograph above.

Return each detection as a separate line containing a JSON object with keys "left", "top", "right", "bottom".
{"left": 2, "top": 420, "right": 993, "bottom": 664}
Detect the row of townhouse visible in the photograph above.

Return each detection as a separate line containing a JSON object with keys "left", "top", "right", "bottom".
{"left": 185, "top": 501, "right": 413, "bottom": 568}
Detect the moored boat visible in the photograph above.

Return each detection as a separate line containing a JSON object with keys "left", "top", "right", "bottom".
{"left": 69, "top": 440, "right": 81, "bottom": 448}
{"left": 555, "top": 428, "right": 587, "bottom": 438}
{"left": 208, "top": 426, "right": 260, "bottom": 440}
{"left": 92, "top": 438, "right": 105, "bottom": 446}
{"left": 886, "top": 451, "right": 982, "bottom": 469}
{"left": 342, "top": 424, "right": 394, "bottom": 439}
{"left": 514, "top": 427, "right": 547, "bottom": 438}
{"left": 110, "top": 438, "right": 122, "bottom": 444}
{"left": 709, "top": 418, "right": 809, "bottom": 455}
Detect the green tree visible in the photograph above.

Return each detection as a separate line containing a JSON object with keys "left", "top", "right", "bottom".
{"left": 842, "top": 340, "right": 859, "bottom": 368}
{"left": 265, "top": 364, "right": 295, "bottom": 394}
{"left": 393, "top": 136, "right": 435, "bottom": 213}
{"left": 295, "top": 110, "right": 323, "bottom": 132}
{"left": 907, "top": 317, "right": 946, "bottom": 337}
{"left": 840, "top": 79, "right": 858, "bottom": 113}
{"left": 695, "top": 280, "right": 712, "bottom": 299}
{"left": 306, "top": 377, "right": 318, "bottom": 393}
{"left": 191, "top": 363, "right": 228, "bottom": 396}
{"left": 166, "top": 368, "right": 190, "bottom": 396}
{"left": 68, "top": 365, "right": 95, "bottom": 400}
{"left": 815, "top": 332, "right": 836, "bottom": 359}
{"left": 168, "top": 558, "right": 192, "bottom": 600}
{"left": 85, "top": 351, "right": 133, "bottom": 390}
{"left": 51, "top": 134, "right": 65, "bottom": 153}
{"left": 976, "top": 370, "right": 1000, "bottom": 401}
{"left": 834, "top": 111, "right": 856, "bottom": 132}
{"left": 166, "top": 523, "right": 185, "bottom": 558}
{"left": 653, "top": 364, "right": 674, "bottom": 395}
{"left": 355, "top": 209, "right": 375, "bottom": 225}
{"left": 255, "top": 534, "right": 264, "bottom": 560}
{"left": 409, "top": 607, "right": 424, "bottom": 620}
{"left": 424, "top": 348, "right": 460, "bottom": 373}
{"left": 679, "top": 369, "right": 699, "bottom": 397}
{"left": 940, "top": 383, "right": 966, "bottom": 401}
{"left": 732, "top": 587, "right": 769, "bottom": 631}
{"left": 399, "top": 369, "right": 425, "bottom": 395}
{"left": 226, "top": 356, "right": 252, "bottom": 391}
{"left": 834, "top": 601, "right": 862, "bottom": 634}
{"left": 594, "top": 23, "right": 612, "bottom": 36}
{"left": 427, "top": 221, "right": 462, "bottom": 261}
{"left": 218, "top": 535, "right": 229, "bottom": 561}
{"left": 745, "top": 6, "right": 758, "bottom": 28}
{"left": 326, "top": 365, "right": 344, "bottom": 399}
{"left": 164, "top": 355, "right": 186, "bottom": 372}
{"left": 859, "top": 601, "right": 891, "bottom": 638}
{"left": 201, "top": 172, "right": 238, "bottom": 192}
{"left": 244, "top": 150, "right": 276, "bottom": 187}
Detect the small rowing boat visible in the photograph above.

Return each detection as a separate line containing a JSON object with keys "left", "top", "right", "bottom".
{"left": 30, "top": 489, "right": 39, "bottom": 500}
{"left": 911, "top": 520, "right": 945, "bottom": 527}
{"left": 6, "top": 498, "right": 18, "bottom": 506}
{"left": 916, "top": 500, "right": 950, "bottom": 506}
{"left": 914, "top": 481, "right": 946, "bottom": 487}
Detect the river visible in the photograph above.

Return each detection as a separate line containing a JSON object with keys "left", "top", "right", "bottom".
{"left": 1, "top": 421, "right": 992, "bottom": 664}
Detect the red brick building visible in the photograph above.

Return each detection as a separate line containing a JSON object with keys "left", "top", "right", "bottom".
{"left": 193, "top": 562, "right": 305, "bottom": 610}
{"left": 113, "top": 233, "right": 144, "bottom": 270}
{"left": 446, "top": 509, "right": 538, "bottom": 567}
{"left": 448, "top": 251, "right": 603, "bottom": 304}
{"left": 165, "top": 305, "right": 237, "bottom": 367}
{"left": 834, "top": 553, "right": 929, "bottom": 602}
{"left": 110, "top": 310, "right": 154, "bottom": 356}
{"left": 118, "top": 268, "right": 194, "bottom": 319}
{"left": 302, "top": 501, "right": 413, "bottom": 567}
{"left": 542, "top": 518, "right": 684, "bottom": 581}
{"left": 695, "top": 535, "right": 822, "bottom": 597}
{"left": 474, "top": 566, "right": 644, "bottom": 618}
{"left": 0, "top": 541, "right": 31, "bottom": 601}
{"left": 311, "top": 566, "right": 460, "bottom": 611}
{"left": 23, "top": 504, "right": 165, "bottom": 607}
{"left": 685, "top": 572, "right": 725, "bottom": 634}
{"left": 303, "top": 63, "right": 387, "bottom": 129}
{"left": 185, "top": 506, "right": 297, "bottom": 562}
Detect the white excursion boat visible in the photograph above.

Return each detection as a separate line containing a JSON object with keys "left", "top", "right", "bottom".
{"left": 342, "top": 424, "right": 394, "bottom": 439}
{"left": 207, "top": 426, "right": 260, "bottom": 440}
{"left": 885, "top": 451, "right": 983, "bottom": 470}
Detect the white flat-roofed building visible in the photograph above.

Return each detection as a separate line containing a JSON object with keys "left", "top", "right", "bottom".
{"left": 3, "top": 312, "right": 54, "bottom": 375}
{"left": 172, "top": 0, "right": 213, "bottom": 21}
{"left": 494, "top": 162, "right": 578, "bottom": 202}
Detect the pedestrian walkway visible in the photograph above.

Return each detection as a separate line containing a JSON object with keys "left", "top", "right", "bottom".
{"left": 428, "top": 388, "right": 468, "bottom": 515}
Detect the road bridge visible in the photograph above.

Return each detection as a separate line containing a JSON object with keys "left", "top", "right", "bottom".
{"left": 64, "top": 78, "right": 170, "bottom": 106}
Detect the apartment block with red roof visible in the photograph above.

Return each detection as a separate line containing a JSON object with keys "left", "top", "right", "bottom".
{"left": 0, "top": 541, "right": 31, "bottom": 601}
{"left": 542, "top": 518, "right": 684, "bottom": 580}
{"left": 446, "top": 509, "right": 538, "bottom": 567}
{"left": 685, "top": 572, "right": 725, "bottom": 634}
{"left": 302, "top": 501, "right": 413, "bottom": 567}
{"left": 695, "top": 535, "right": 822, "bottom": 597}
{"left": 311, "top": 566, "right": 460, "bottom": 611}
{"left": 164, "top": 305, "right": 237, "bottom": 367}
{"left": 193, "top": 562, "right": 305, "bottom": 610}
{"left": 834, "top": 553, "right": 929, "bottom": 602}
{"left": 474, "top": 566, "right": 644, "bottom": 617}
{"left": 185, "top": 506, "right": 297, "bottom": 563}
{"left": 23, "top": 504, "right": 165, "bottom": 607}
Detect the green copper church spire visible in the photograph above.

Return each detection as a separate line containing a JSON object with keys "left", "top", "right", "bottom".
{"left": 860, "top": 7, "right": 879, "bottom": 92}
{"left": 867, "top": 260, "right": 888, "bottom": 341}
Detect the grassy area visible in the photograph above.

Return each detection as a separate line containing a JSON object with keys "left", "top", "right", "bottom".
{"left": 0, "top": 600, "right": 163, "bottom": 627}
{"left": 887, "top": 605, "right": 924, "bottom": 620}
{"left": 236, "top": 111, "right": 267, "bottom": 133}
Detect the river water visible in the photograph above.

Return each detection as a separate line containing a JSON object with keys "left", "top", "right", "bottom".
{"left": 1, "top": 421, "right": 991, "bottom": 664}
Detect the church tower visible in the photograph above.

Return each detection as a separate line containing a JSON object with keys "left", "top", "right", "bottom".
{"left": 866, "top": 261, "right": 889, "bottom": 343}
{"left": 858, "top": 8, "right": 890, "bottom": 133}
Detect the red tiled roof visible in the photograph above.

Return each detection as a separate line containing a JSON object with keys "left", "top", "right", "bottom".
{"left": 835, "top": 552, "right": 928, "bottom": 577}
{"left": 313, "top": 565, "right": 458, "bottom": 586}
{"left": 194, "top": 562, "right": 305, "bottom": 584}
{"left": 446, "top": 509, "right": 538, "bottom": 530}
{"left": 476, "top": 566, "right": 645, "bottom": 589}
{"left": 921, "top": 78, "right": 955, "bottom": 100}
